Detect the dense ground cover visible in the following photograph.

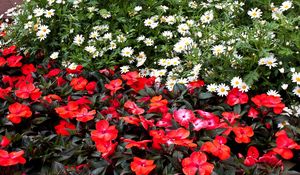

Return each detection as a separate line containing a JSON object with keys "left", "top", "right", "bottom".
{"left": 0, "top": 0, "right": 300, "bottom": 174}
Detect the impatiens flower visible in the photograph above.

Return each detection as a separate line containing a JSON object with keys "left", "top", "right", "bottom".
{"left": 0, "top": 136, "right": 10, "bottom": 148}
{"left": 55, "top": 101, "right": 79, "bottom": 119}
{"left": 15, "top": 82, "right": 42, "bottom": 101}
{"left": 6, "top": 55, "right": 23, "bottom": 67}
{"left": 6, "top": 102, "right": 32, "bottom": 124}
{"left": 251, "top": 94, "right": 285, "bottom": 114}
{"left": 43, "top": 94, "right": 62, "bottom": 103}
{"left": 0, "top": 150, "right": 26, "bottom": 166}
{"left": 182, "top": 151, "right": 214, "bottom": 175}
{"left": 173, "top": 109, "right": 195, "bottom": 128}
{"left": 0, "top": 87, "right": 12, "bottom": 99}
{"left": 91, "top": 120, "right": 118, "bottom": 142}
{"left": 21, "top": 64, "right": 36, "bottom": 75}
{"left": 70, "top": 77, "right": 88, "bottom": 91}
{"left": 248, "top": 107, "right": 259, "bottom": 118}
{"left": 201, "top": 136, "right": 231, "bottom": 160}
{"left": 123, "top": 139, "right": 152, "bottom": 149}
{"left": 166, "top": 128, "right": 197, "bottom": 148}
{"left": 130, "top": 157, "right": 156, "bottom": 175}
{"left": 95, "top": 140, "right": 118, "bottom": 159}
{"left": 45, "top": 68, "right": 61, "bottom": 78}
{"left": 75, "top": 108, "right": 96, "bottom": 122}
{"left": 85, "top": 81, "right": 97, "bottom": 94}
{"left": 149, "top": 95, "right": 168, "bottom": 114}
{"left": 122, "top": 116, "right": 141, "bottom": 126}
{"left": 193, "top": 110, "right": 220, "bottom": 131}
{"left": 273, "top": 130, "right": 300, "bottom": 159}
{"left": 258, "top": 151, "right": 282, "bottom": 167}
{"left": 1, "top": 45, "right": 16, "bottom": 56}
{"left": 226, "top": 88, "right": 249, "bottom": 106}
{"left": 0, "top": 57, "right": 6, "bottom": 67}
{"left": 124, "top": 100, "right": 145, "bottom": 115}
{"left": 54, "top": 120, "right": 76, "bottom": 136}
{"left": 232, "top": 126, "right": 254, "bottom": 144}
{"left": 104, "top": 79, "right": 122, "bottom": 95}
{"left": 244, "top": 146, "right": 259, "bottom": 166}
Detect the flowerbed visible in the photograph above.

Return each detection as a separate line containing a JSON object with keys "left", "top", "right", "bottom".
{"left": 0, "top": 0, "right": 300, "bottom": 174}
{"left": 0, "top": 45, "right": 299, "bottom": 174}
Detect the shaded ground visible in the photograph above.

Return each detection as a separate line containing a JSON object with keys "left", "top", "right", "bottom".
{"left": 0, "top": 0, "right": 22, "bottom": 16}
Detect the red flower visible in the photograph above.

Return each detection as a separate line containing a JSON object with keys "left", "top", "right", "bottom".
{"left": 248, "top": 107, "right": 259, "bottom": 118}
{"left": 182, "top": 151, "right": 214, "bottom": 175}
{"left": 244, "top": 146, "right": 259, "bottom": 166}
{"left": 95, "top": 140, "right": 118, "bottom": 159}
{"left": 66, "top": 65, "right": 83, "bottom": 74}
{"left": 43, "top": 94, "right": 62, "bottom": 103}
{"left": 86, "top": 81, "right": 97, "bottom": 94}
{"left": 251, "top": 94, "right": 285, "bottom": 114}
{"left": 273, "top": 130, "right": 300, "bottom": 159}
{"left": 104, "top": 79, "right": 122, "bottom": 95}
{"left": 121, "top": 71, "right": 139, "bottom": 85}
{"left": 124, "top": 100, "right": 145, "bottom": 115}
{"left": 166, "top": 128, "right": 197, "bottom": 148}
{"left": 173, "top": 109, "right": 195, "bottom": 128}
{"left": 149, "top": 95, "right": 168, "bottom": 114}
{"left": 201, "top": 136, "right": 231, "bottom": 160}
{"left": 0, "top": 150, "right": 26, "bottom": 166}
{"left": 45, "top": 68, "right": 61, "bottom": 78}
{"left": 1, "top": 45, "right": 16, "bottom": 56}
{"left": 130, "top": 157, "right": 156, "bottom": 175}
{"left": 232, "top": 126, "right": 254, "bottom": 143}
{"left": 0, "top": 136, "right": 10, "bottom": 148}
{"left": 6, "top": 55, "right": 23, "bottom": 67}
{"left": 21, "top": 64, "right": 36, "bottom": 75}
{"left": 187, "top": 80, "right": 205, "bottom": 93}
{"left": 0, "top": 57, "right": 6, "bottom": 67}
{"left": 226, "top": 88, "right": 248, "bottom": 106}
{"left": 122, "top": 116, "right": 140, "bottom": 126}
{"left": 74, "top": 108, "right": 96, "bottom": 122}
{"left": 192, "top": 110, "right": 220, "bottom": 131}
{"left": 70, "top": 77, "right": 88, "bottom": 91}
{"left": 55, "top": 101, "right": 79, "bottom": 119}
{"left": 121, "top": 71, "right": 155, "bottom": 92}
{"left": 258, "top": 151, "right": 282, "bottom": 167}
{"left": 54, "top": 120, "right": 76, "bottom": 136}
{"left": 6, "top": 102, "right": 32, "bottom": 124}
{"left": 91, "top": 120, "right": 118, "bottom": 142}
{"left": 15, "top": 82, "right": 42, "bottom": 101}
{"left": 0, "top": 87, "right": 11, "bottom": 99}
{"left": 139, "top": 116, "right": 155, "bottom": 130}
{"left": 123, "top": 139, "right": 152, "bottom": 149}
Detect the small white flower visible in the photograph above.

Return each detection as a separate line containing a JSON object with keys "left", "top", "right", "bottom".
{"left": 279, "top": 68, "right": 285, "bottom": 73}
{"left": 292, "top": 72, "right": 300, "bottom": 85}
{"left": 200, "top": 10, "right": 214, "bottom": 24}
{"left": 109, "top": 41, "right": 117, "bottom": 50}
{"left": 267, "top": 90, "right": 281, "bottom": 97}
{"left": 281, "top": 84, "right": 288, "bottom": 90}
{"left": 248, "top": 8, "right": 262, "bottom": 19}
{"left": 36, "top": 31, "right": 47, "bottom": 41}
{"left": 68, "top": 63, "right": 78, "bottom": 70}
{"left": 50, "top": 52, "right": 59, "bottom": 59}
{"left": 44, "top": 9, "right": 55, "bottom": 18}
{"left": 293, "top": 86, "right": 300, "bottom": 97}
{"left": 84, "top": 46, "right": 97, "bottom": 54}
{"left": 137, "top": 35, "right": 145, "bottom": 42}
{"left": 38, "top": 25, "right": 51, "bottom": 35}
{"left": 207, "top": 83, "right": 218, "bottom": 92}
{"left": 162, "top": 31, "right": 173, "bottom": 39}
{"left": 144, "top": 38, "right": 154, "bottom": 46}
{"left": 33, "top": 8, "right": 45, "bottom": 17}
{"left": 73, "top": 34, "right": 85, "bottom": 46}
{"left": 231, "top": 77, "right": 243, "bottom": 88}
{"left": 280, "top": 1, "right": 292, "bottom": 11}
{"left": 120, "top": 66, "right": 130, "bottom": 74}
{"left": 217, "top": 84, "right": 230, "bottom": 96}
{"left": 211, "top": 44, "right": 225, "bottom": 56}
{"left": 290, "top": 67, "right": 295, "bottom": 72}
{"left": 177, "top": 23, "right": 190, "bottom": 35}
{"left": 278, "top": 121, "right": 290, "bottom": 129}
{"left": 259, "top": 54, "right": 278, "bottom": 69}
{"left": 238, "top": 82, "right": 250, "bottom": 92}
{"left": 166, "top": 16, "right": 176, "bottom": 25}
{"left": 89, "top": 31, "right": 99, "bottom": 39}
{"left": 166, "top": 79, "right": 177, "bottom": 91}
{"left": 134, "top": 6, "right": 142, "bottom": 12}
{"left": 121, "top": 47, "right": 134, "bottom": 57}
{"left": 117, "top": 34, "right": 126, "bottom": 43}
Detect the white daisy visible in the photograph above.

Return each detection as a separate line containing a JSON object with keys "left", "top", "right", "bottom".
{"left": 177, "top": 23, "right": 190, "bottom": 36}
{"left": 162, "top": 31, "right": 173, "bottom": 39}
{"left": 38, "top": 25, "right": 51, "bottom": 35}
{"left": 231, "top": 77, "right": 243, "bottom": 88}
{"left": 238, "top": 82, "right": 249, "bottom": 92}
{"left": 121, "top": 47, "right": 134, "bottom": 57}
{"left": 50, "top": 52, "right": 59, "bottom": 59}
{"left": 207, "top": 83, "right": 218, "bottom": 92}
{"left": 36, "top": 31, "right": 47, "bottom": 41}
{"left": 281, "top": 84, "right": 288, "bottom": 90}
{"left": 89, "top": 31, "right": 99, "bottom": 39}
{"left": 120, "top": 66, "right": 130, "bottom": 74}
{"left": 200, "top": 10, "right": 214, "bottom": 24}
{"left": 144, "top": 38, "right": 154, "bottom": 46}
{"left": 267, "top": 90, "right": 281, "bottom": 97}
{"left": 217, "top": 84, "right": 230, "bottom": 96}
{"left": 211, "top": 44, "right": 225, "bottom": 56}
{"left": 166, "top": 79, "right": 177, "bottom": 91}
{"left": 134, "top": 6, "right": 142, "bottom": 12}
{"left": 293, "top": 86, "right": 300, "bottom": 97}
{"left": 73, "top": 34, "right": 85, "bottom": 46}
{"left": 84, "top": 46, "right": 97, "bottom": 54}
{"left": 280, "top": 1, "right": 292, "bottom": 11}
{"left": 33, "top": 8, "right": 44, "bottom": 17}
{"left": 247, "top": 8, "right": 263, "bottom": 19}
{"left": 44, "top": 9, "right": 55, "bottom": 18}
{"left": 292, "top": 72, "right": 300, "bottom": 85}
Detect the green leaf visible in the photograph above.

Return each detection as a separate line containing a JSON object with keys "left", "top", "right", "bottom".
{"left": 243, "top": 70, "right": 259, "bottom": 86}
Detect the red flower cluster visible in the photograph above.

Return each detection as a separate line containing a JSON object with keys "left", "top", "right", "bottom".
{"left": 251, "top": 94, "right": 285, "bottom": 114}
{"left": 121, "top": 71, "right": 155, "bottom": 92}
{"left": 182, "top": 151, "right": 214, "bottom": 175}
{"left": 55, "top": 100, "right": 96, "bottom": 122}
{"left": 54, "top": 120, "right": 76, "bottom": 136}
{"left": 201, "top": 136, "right": 231, "bottom": 160}
{"left": 130, "top": 157, "right": 156, "bottom": 175}
{"left": 6, "top": 102, "right": 32, "bottom": 124}
{"left": 0, "top": 150, "right": 26, "bottom": 166}
{"left": 232, "top": 126, "right": 254, "bottom": 144}
{"left": 226, "top": 88, "right": 248, "bottom": 106}
{"left": 273, "top": 130, "right": 300, "bottom": 159}
{"left": 91, "top": 120, "right": 118, "bottom": 158}
{"left": 15, "top": 82, "right": 41, "bottom": 101}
